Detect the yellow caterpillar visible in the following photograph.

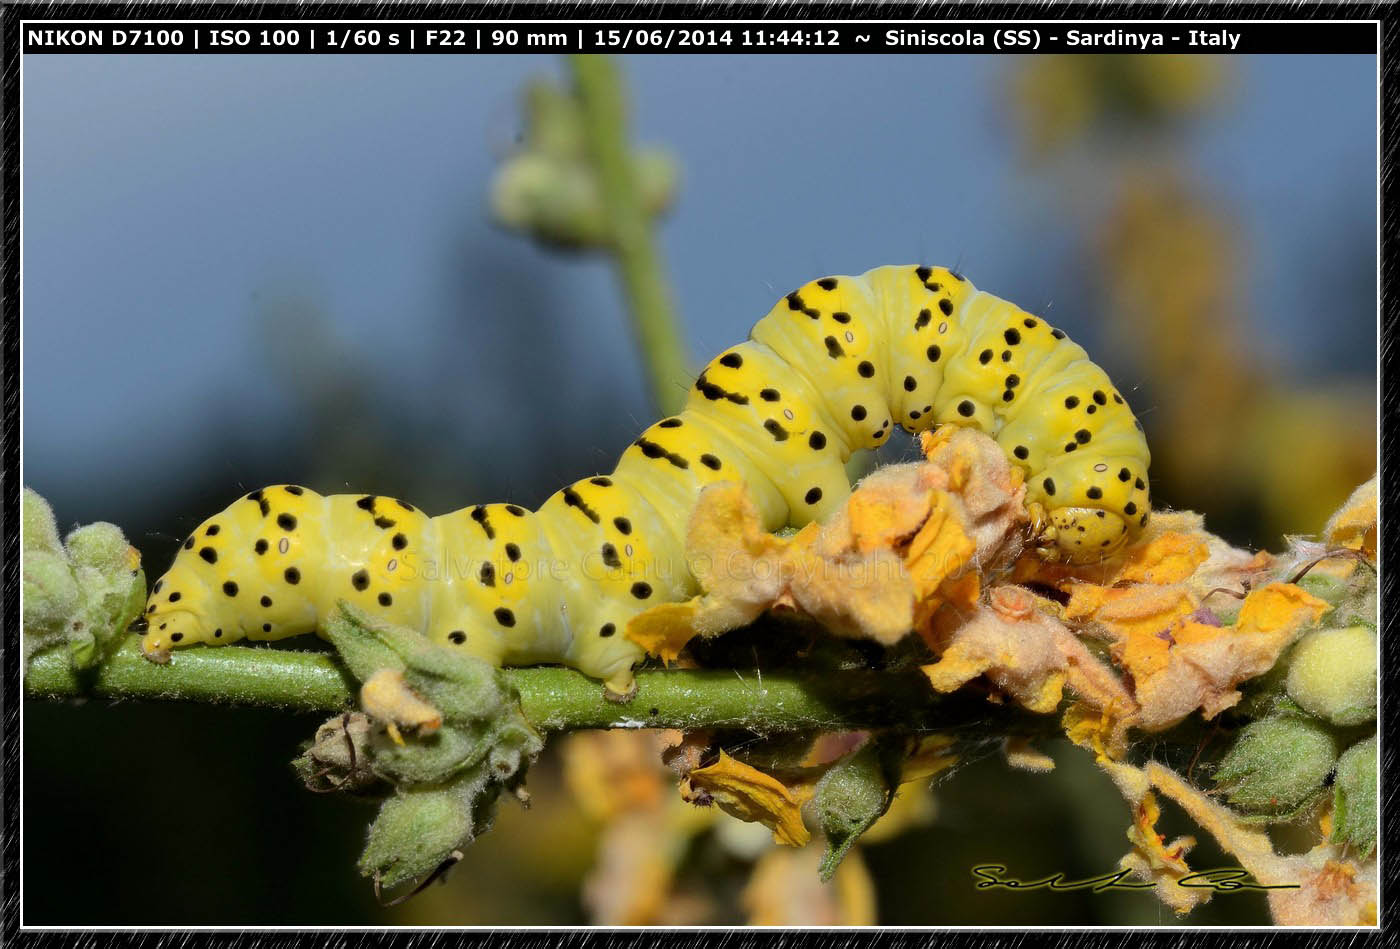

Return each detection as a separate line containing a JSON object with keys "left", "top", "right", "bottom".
{"left": 138, "top": 265, "right": 1150, "bottom": 695}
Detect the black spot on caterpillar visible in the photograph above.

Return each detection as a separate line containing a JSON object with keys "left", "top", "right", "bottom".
{"left": 140, "top": 265, "right": 1150, "bottom": 697}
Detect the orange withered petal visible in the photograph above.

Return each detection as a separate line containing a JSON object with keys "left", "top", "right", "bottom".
{"left": 681, "top": 751, "right": 811, "bottom": 847}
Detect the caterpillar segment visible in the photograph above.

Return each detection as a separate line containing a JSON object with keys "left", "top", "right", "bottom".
{"left": 140, "top": 265, "right": 1151, "bottom": 692}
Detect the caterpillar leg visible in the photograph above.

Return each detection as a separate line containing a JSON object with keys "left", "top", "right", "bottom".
{"left": 588, "top": 628, "right": 641, "bottom": 701}
{"left": 1035, "top": 505, "right": 1132, "bottom": 564}
{"left": 140, "top": 614, "right": 209, "bottom": 663}
{"left": 602, "top": 668, "right": 638, "bottom": 703}
{"left": 561, "top": 598, "right": 643, "bottom": 704}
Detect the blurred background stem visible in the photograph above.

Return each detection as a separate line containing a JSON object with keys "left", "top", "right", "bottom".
{"left": 569, "top": 54, "right": 690, "bottom": 415}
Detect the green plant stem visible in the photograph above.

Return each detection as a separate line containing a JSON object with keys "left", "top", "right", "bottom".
{"left": 24, "top": 639, "right": 1057, "bottom": 738}
{"left": 26, "top": 641, "right": 357, "bottom": 713}
{"left": 569, "top": 54, "right": 690, "bottom": 416}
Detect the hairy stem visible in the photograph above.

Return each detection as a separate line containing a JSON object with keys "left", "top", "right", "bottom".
{"left": 25, "top": 640, "right": 357, "bottom": 713}
{"left": 24, "top": 639, "right": 1056, "bottom": 737}
{"left": 569, "top": 54, "right": 690, "bottom": 416}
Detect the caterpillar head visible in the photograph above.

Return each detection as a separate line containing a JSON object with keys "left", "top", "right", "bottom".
{"left": 138, "top": 569, "right": 220, "bottom": 662}
{"left": 1024, "top": 449, "right": 1151, "bottom": 564}
{"left": 1038, "top": 506, "right": 1132, "bottom": 564}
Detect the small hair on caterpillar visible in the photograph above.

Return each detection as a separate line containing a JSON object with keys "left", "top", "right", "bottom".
{"left": 140, "top": 264, "right": 1151, "bottom": 697}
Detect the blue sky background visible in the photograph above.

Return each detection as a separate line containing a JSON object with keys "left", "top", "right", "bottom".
{"left": 23, "top": 53, "right": 1376, "bottom": 527}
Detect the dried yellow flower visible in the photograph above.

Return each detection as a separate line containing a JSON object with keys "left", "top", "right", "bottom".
{"left": 359, "top": 668, "right": 441, "bottom": 737}
{"left": 1119, "top": 583, "right": 1329, "bottom": 732}
{"left": 1062, "top": 699, "right": 1133, "bottom": 761}
{"left": 1235, "top": 582, "right": 1331, "bottom": 636}
{"left": 1003, "top": 737, "right": 1056, "bottom": 773}
{"left": 1117, "top": 790, "right": 1205, "bottom": 915}
{"left": 1146, "top": 762, "right": 1376, "bottom": 926}
{"left": 1323, "top": 475, "right": 1376, "bottom": 561}
{"left": 922, "top": 585, "right": 1134, "bottom": 716}
{"left": 628, "top": 427, "right": 1029, "bottom": 662}
{"left": 681, "top": 750, "right": 811, "bottom": 847}
{"left": 626, "top": 479, "right": 918, "bottom": 659}
{"left": 1065, "top": 583, "right": 1199, "bottom": 642}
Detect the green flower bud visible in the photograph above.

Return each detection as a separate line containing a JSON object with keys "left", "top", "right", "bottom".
{"left": 488, "top": 76, "right": 679, "bottom": 251}
{"left": 489, "top": 154, "right": 607, "bottom": 248}
{"left": 812, "top": 738, "right": 900, "bottom": 881}
{"left": 22, "top": 488, "right": 78, "bottom": 659}
{"left": 322, "top": 602, "right": 408, "bottom": 679}
{"left": 1232, "top": 657, "right": 1291, "bottom": 720}
{"left": 22, "top": 488, "right": 146, "bottom": 668}
{"left": 71, "top": 563, "right": 147, "bottom": 669}
{"left": 1213, "top": 716, "right": 1337, "bottom": 818}
{"left": 69, "top": 533, "right": 145, "bottom": 670}
{"left": 489, "top": 151, "right": 676, "bottom": 251}
{"left": 1331, "top": 736, "right": 1376, "bottom": 858}
{"left": 635, "top": 150, "right": 680, "bottom": 210}
{"left": 326, "top": 603, "right": 528, "bottom": 722}
{"left": 359, "top": 779, "right": 482, "bottom": 890}
{"left": 1286, "top": 626, "right": 1377, "bottom": 726}
{"left": 23, "top": 487, "right": 64, "bottom": 554}
{"left": 23, "top": 550, "right": 80, "bottom": 635}
{"left": 65, "top": 522, "right": 132, "bottom": 574}
{"left": 317, "top": 603, "right": 543, "bottom": 891}
{"left": 401, "top": 645, "right": 524, "bottom": 726}
{"left": 371, "top": 726, "right": 483, "bottom": 786}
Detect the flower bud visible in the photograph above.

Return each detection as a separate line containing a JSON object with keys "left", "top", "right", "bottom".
{"left": 1331, "top": 736, "right": 1376, "bottom": 858}
{"left": 317, "top": 603, "right": 544, "bottom": 891}
{"left": 22, "top": 488, "right": 80, "bottom": 659}
{"left": 812, "top": 739, "right": 898, "bottom": 880}
{"left": 22, "top": 549, "right": 80, "bottom": 655}
{"left": 1213, "top": 716, "right": 1337, "bottom": 818}
{"left": 22, "top": 488, "right": 146, "bottom": 668}
{"left": 359, "top": 780, "right": 478, "bottom": 890}
{"left": 65, "top": 522, "right": 134, "bottom": 574}
{"left": 1286, "top": 626, "right": 1377, "bottom": 726}
{"left": 23, "top": 487, "right": 64, "bottom": 554}
{"left": 488, "top": 77, "right": 678, "bottom": 251}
